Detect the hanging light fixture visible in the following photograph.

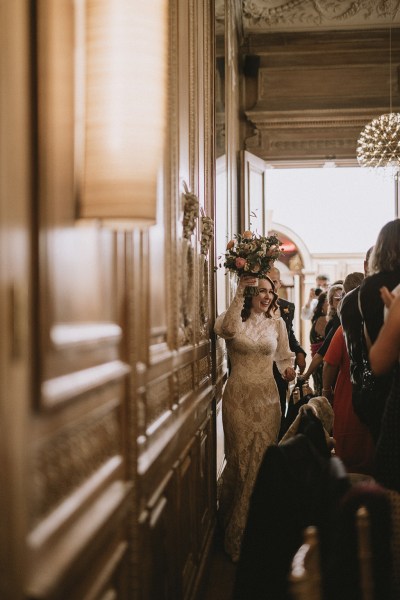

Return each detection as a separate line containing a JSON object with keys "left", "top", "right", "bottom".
{"left": 357, "top": 14, "right": 400, "bottom": 172}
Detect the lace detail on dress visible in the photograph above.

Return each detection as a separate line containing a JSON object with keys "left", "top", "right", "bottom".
{"left": 215, "top": 296, "right": 294, "bottom": 561}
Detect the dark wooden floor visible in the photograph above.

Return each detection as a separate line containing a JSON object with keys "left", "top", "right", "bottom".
{"left": 200, "top": 529, "right": 237, "bottom": 600}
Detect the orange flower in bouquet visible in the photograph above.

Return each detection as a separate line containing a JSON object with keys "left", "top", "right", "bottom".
{"left": 218, "top": 231, "right": 283, "bottom": 296}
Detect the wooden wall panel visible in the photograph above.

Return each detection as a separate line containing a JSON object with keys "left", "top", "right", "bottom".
{"left": 213, "top": 0, "right": 243, "bottom": 500}
{"left": 137, "top": 414, "right": 214, "bottom": 600}
{"left": 132, "top": 0, "right": 217, "bottom": 597}
{"left": 28, "top": 2, "right": 132, "bottom": 598}
{"left": 2, "top": 0, "right": 217, "bottom": 598}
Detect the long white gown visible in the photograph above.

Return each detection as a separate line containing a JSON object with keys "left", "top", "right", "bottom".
{"left": 214, "top": 288, "right": 294, "bottom": 561}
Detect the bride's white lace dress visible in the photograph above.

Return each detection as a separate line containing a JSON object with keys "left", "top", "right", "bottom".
{"left": 214, "top": 288, "right": 294, "bottom": 561}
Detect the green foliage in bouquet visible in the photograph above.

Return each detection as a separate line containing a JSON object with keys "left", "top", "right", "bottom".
{"left": 217, "top": 230, "right": 283, "bottom": 296}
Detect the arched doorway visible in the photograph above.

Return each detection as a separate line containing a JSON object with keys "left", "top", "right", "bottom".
{"left": 269, "top": 223, "right": 312, "bottom": 352}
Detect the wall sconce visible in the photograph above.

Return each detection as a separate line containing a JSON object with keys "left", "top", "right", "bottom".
{"left": 76, "top": 0, "right": 167, "bottom": 228}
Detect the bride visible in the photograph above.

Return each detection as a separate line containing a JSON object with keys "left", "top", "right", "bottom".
{"left": 214, "top": 274, "right": 296, "bottom": 562}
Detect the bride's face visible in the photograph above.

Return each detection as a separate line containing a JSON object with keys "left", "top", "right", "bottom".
{"left": 251, "top": 279, "right": 274, "bottom": 314}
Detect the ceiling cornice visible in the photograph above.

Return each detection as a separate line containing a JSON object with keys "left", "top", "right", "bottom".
{"left": 242, "top": 0, "right": 400, "bottom": 34}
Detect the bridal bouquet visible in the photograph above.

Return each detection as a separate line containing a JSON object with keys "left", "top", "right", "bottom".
{"left": 220, "top": 230, "right": 282, "bottom": 295}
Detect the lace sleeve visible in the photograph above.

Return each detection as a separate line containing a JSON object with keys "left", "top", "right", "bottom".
{"left": 274, "top": 317, "right": 295, "bottom": 375}
{"left": 214, "top": 288, "right": 245, "bottom": 339}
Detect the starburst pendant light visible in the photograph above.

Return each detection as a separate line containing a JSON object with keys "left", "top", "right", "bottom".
{"left": 357, "top": 21, "right": 400, "bottom": 172}
{"left": 357, "top": 113, "right": 400, "bottom": 168}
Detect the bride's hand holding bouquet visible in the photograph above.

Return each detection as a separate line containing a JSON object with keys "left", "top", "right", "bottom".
{"left": 237, "top": 275, "right": 259, "bottom": 293}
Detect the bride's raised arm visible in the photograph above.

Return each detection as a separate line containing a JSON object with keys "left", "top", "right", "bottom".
{"left": 214, "top": 275, "right": 257, "bottom": 339}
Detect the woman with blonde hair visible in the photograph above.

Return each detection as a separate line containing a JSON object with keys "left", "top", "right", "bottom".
{"left": 326, "top": 283, "right": 344, "bottom": 334}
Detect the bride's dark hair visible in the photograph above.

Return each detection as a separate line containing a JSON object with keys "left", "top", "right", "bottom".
{"left": 241, "top": 275, "right": 279, "bottom": 321}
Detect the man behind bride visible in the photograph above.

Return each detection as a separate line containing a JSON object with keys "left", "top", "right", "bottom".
{"left": 268, "top": 266, "right": 306, "bottom": 434}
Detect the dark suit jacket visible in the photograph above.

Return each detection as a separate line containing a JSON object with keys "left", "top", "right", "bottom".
{"left": 274, "top": 298, "right": 306, "bottom": 415}
{"left": 277, "top": 298, "right": 306, "bottom": 357}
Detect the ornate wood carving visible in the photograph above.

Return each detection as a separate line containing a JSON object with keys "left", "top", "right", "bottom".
{"left": 177, "top": 364, "right": 195, "bottom": 398}
{"left": 199, "top": 255, "right": 210, "bottom": 338}
{"left": 32, "top": 406, "right": 120, "bottom": 524}
{"left": 146, "top": 377, "right": 172, "bottom": 426}
{"left": 198, "top": 355, "right": 210, "bottom": 383}
{"left": 182, "top": 183, "right": 199, "bottom": 240}
{"left": 179, "top": 239, "right": 195, "bottom": 346}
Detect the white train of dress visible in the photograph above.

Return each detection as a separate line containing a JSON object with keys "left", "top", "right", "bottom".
{"left": 214, "top": 289, "right": 294, "bottom": 561}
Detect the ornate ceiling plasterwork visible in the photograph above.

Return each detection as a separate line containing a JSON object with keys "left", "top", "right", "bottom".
{"left": 242, "top": 0, "right": 400, "bottom": 33}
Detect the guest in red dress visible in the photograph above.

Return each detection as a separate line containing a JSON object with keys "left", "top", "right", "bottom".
{"left": 323, "top": 325, "right": 375, "bottom": 474}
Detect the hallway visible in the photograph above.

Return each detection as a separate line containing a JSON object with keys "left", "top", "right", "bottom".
{"left": 2, "top": 1, "right": 400, "bottom": 599}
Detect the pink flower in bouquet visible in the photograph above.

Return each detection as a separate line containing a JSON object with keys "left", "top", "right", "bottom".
{"left": 266, "top": 245, "right": 280, "bottom": 256}
{"left": 235, "top": 257, "right": 247, "bottom": 269}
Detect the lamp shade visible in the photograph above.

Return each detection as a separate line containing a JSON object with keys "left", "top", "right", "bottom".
{"left": 78, "top": 0, "right": 167, "bottom": 226}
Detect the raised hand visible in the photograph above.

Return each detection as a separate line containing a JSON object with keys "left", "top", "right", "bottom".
{"left": 238, "top": 275, "right": 258, "bottom": 290}
{"left": 380, "top": 286, "right": 395, "bottom": 308}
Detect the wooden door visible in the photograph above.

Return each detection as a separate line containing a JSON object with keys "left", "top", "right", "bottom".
{"left": 241, "top": 150, "right": 268, "bottom": 235}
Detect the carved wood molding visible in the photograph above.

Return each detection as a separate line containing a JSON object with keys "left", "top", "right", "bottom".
{"left": 244, "top": 107, "right": 389, "bottom": 159}
{"left": 189, "top": 0, "right": 197, "bottom": 188}
{"left": 137, "top": 384, "right": 213, "bottom": 482}
{"left": 50, "top": 323, "right": 122, "bottom": 348}
{"left": 245, "top": 109, "right": 390, "bottom": 128}
{"left": 42, "top": 360, "right": 130, "bottom": 408}
{"left": 165, "top": 0, "right": 181, "bottom": 352}
{"left": 27, "top": 480, "right": 131, "bottom": 598}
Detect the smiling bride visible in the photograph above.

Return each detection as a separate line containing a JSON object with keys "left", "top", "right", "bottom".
{"left": 214, "top": 274, "right": 295, "bottom": 562}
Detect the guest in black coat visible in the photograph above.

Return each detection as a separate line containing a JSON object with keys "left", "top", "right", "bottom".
{"left": 359, "top": 218, "right": 400, "bottom": 489}
{"left": 339, "top": 247, "right": 385, "bottom": 442}
{"left": 269, "top": 267, "right": 306, "bottom": 419}
{"left": 359, "top": 220, "right": 400, "bottom": 346}
{"left": 233, "top": 428, "right": 350, "bottom": 600}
